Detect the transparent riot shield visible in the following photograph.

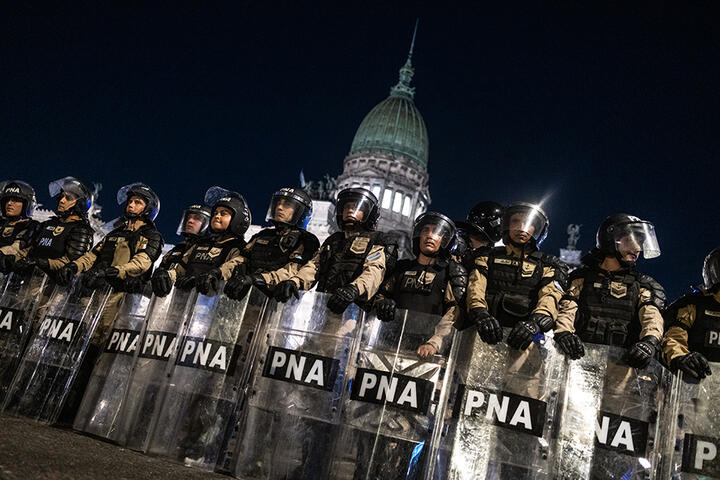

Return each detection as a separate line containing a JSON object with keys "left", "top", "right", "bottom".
{"left": 72, "top": 285, "right": 153, "bottom": 439}
{"left": 554, "top": 343, "right": 672, "bottom": 480}
{"left": 112, "top": 287, "right": 198, "bottom": 449}
{"left": 1, "top": 278, "right": 111, "bottom": 423}
{"left": 0, "top": 270, "right": 49, "bottom": 403}
{"left": 659, "top": 362, "right": 720, "bottom": 479}
{"left": 330, "top": 310, "right": 459, "bottom": 480}
{"left": 233, "top": 290, "right": 364, "bottom": 480}
{"left": 434, "top": 328, "right": 566, "bottom": 480}
{"left": 144, "top": 285, "right": 268, "bottom": 471}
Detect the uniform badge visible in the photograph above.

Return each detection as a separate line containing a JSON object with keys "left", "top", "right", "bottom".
{"left": 494, "top": 258, "right": 514, "bottom": 266}
{"left": 520, "top": 262, "right": 536, "bottom": 277}
{"left": 52, "top": 226, "right": 65, "bottom": 236}
{"left": 610, "top": 282, "right": 627, "bottom": 298}
{"left": 418, "top": 271, "right": 436, "bottom": 286}
{"left": 208, "top": 247, "right": 222, "bottom": 258}
{"left": 350, "top": 237, "right": 370, "bottom": 254}
{"left": 2, "top": 227, "right": 13, "bottom": 238}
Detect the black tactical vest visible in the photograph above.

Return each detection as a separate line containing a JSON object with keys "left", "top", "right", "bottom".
{"left": 160, "top": 241, "right": 191, "bottom": 270}
{"left": 0, "top": 218, "right": 37, "bottom": 248}
{"left": 677, "top": 292, "right": 720, "bottom": 361}
{"left": 31, "top": 217, "right": 90, "bottom": 260}
{"left": 486, "top": 247, "right": 546, "bottom": 326}
{"left": 183, "top": 235, "right": 245, "bottom": 277}
{"left": 316, "top": 231, "right": 382, "bottom": 293}
{"left": 574, "top": 267, "right": 641, "bottom": 347}
{"left": 391, "top": 259, "right": 449, "bottom": 316}
{"left": 94, "top": 223, "right": 163, "bottom": 281}
{"left": 246, "top": 227, "right": 315, "bottom": 273}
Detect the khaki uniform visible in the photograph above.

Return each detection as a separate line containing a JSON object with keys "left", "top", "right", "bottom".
{"left": 0, "top": 218, "right": 39, "bottom": 261}
{"left": 167, "top": 235, "right": 244, "bottom": 283}
{"left": 662, "top": 288, "right": 720, "bottom": 364}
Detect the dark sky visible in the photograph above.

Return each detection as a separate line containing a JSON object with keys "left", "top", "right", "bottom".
{"left": 2, "top": 2, "right": 719, "bottom": 299}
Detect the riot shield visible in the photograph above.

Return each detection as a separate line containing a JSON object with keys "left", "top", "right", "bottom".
{"left": 434, "top": 328, "right": 566, "bottom": 480}
{"left": 72, "top": 285, "right": 153, "bottom": 439}
{"left": 1, "top": 278, "right": 111, "bottom": 423}
{"left": 112, "top": 287, "right": 198, "bottom": 449}
{"left": 659, "top": 362, "right": 720, "bottom": 479}
{"left": 0, "top": 270, "right": 49, "bottom": 403}
{"left": 144, "top": 285, "right": 268, "bottom": 471}
{"left": 233, "top": 290, "right": 365, "bottom": 480}
{"left": 554, "top": 343, "right": 671, "bottom": 480}
{"left": 329, "top": 309, "right": 459, "bottom": 480}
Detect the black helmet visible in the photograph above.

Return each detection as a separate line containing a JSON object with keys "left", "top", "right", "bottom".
{"left": 703, "top": 247, "right": 720, "bottom": 290}
{"left": 204, "top": 186, "right": 251, "bottom": 237}
{"left": 117, "top": 183, "right": 160, "bottom": 221}
{"left": 596, "top": 213, "right": 660, "bottom": 265}
{"left": 335, "top": 187, "right": 380, "bottom": 231}
{"left": 0, "top": 180, "right": 36, "bottom": 218}
{"left": 502, "top": 202, "right": 549, "bottom": 247}
{"left": 265, "top": 187, "right": 313, "bottom": 229}
{"left": 176, "top": 203, "right": 211, "bottom": 238}
{"left": 412, "top": 212, "right": 456, "bottom": 258}
{"left": 465, "top": 201, "right": 503, "bottom": 243}
{"left": 49, "top": 176, "right": 93, "bottom": 217}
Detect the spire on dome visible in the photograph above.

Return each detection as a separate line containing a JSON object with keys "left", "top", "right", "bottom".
{"left": 390, "top": 19, "right": 419, "bottom": 100}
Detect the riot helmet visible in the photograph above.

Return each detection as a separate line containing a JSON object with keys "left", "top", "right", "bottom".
{"left": 176, "top": 203, "right": 211, "bottom": 238}
{"left": 596, "top": 213, "right": 660, "bottom": 265}
{"left": 412, "top": 212, "right": 457, "bottom": 258}
{"left": 265, "top": 187, "right": 313, "bottom": 229}
{"left": 502, "top": 202, "right": 549, "bottom": 247}
{"left": 335, "top": 187, "right": 380, "bottom": 231}
{"left": 49, "top": 176, "right": 93, "bottom": 217}
{"left": 204, "top": 186, "right": 251, "bottom": 236}
{"left": 0, "top": 180, "right": 36, "bottom": 218}
{"left": 465, "top": 201, "right": 504, "bottom": 244}
{"left": 117, "top": 183, "right": 160, "bottom": 221}
{"left": 702, "top": 247, "right": 720, "bottom": 290}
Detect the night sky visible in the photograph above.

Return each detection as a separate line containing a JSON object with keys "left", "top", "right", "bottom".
{"left": 2, "top": 2, "right": 719, "bottom": 300}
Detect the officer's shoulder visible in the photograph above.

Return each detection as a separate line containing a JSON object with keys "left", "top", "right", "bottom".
{"left": 252, "top": 227, "right": 276, "bottom": 240}
{"left": 142, "top": 227, "right": 163, "bottom": 240}
{"left": 568, "top": 265, "right": 592, "bottom": 281}
{"left": 298, "top": 228, "right": 320, "bottom": 248}
{"left": 71, "top": 220, "right": 95, "bottom": 235}
{"left": 667, "top": 291, "right": 703, "bottom": 311}
{"left": 323, "top": 231, "right": 345, "bottom": 245}
{"left": 370, "top": 231, "right": 397, "bottom": 247}
{"left": 637, "top": 273, "right": 665, "bottom": 292}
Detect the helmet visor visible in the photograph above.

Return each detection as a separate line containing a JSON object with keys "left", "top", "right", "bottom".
{"left": 49, "top": 177, "right": 84, "bottom": 199}
{"left": 176, "top": 207, "right": 211, "bottom": 236}
{"left": 703, "top": 249, "right": 720, "bottom": 289}
{"left": 337, "top": 194, "right": 375, "bottom": 225}
{"left": 266, "top": 195, "right": 307, "bottom": 226}
{"left": 612, "top": 221, "right": 660, "bottom": 259}
{"left": 413, "top": 216, "right": 455, "bottom": 250}
{"left": 503, "top": 206, "right": 548, "bottom": 242}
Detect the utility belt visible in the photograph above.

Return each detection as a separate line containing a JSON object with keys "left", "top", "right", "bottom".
{"left": 487, "top": 291, "right": 535, "bottom": 327}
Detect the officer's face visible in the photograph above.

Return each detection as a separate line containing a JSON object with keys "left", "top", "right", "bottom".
{"left": 274, "top": 199, "right": 296, "bottom": 223}
{"left": 57, "top": 192, "right": 78, "bottom": 213}
{"left": 342, "top": 201, "right": 364, "bottom": 222}
{"left": 419, "top": 224, "right": 442, "bottom": 255}
{"left": 509, "top": 213, "right": 534, "bottom": 244}
{"left": 617, "top": 235, "right": 642, "bottom": 262}
{"left": 126, "top": 196, "right": 147, "bottom": 215}
{"left": 211, "top": 206, "right": 232, "bottom": 232}
{"left": 184, "top": 213, "right": 204, "bottom": 235}
{"left": 4, "top": 198, "right": 23, "bottom": 217}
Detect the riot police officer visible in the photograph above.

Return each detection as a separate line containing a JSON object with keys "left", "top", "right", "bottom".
{"left": 554, "top": 214, "right": 666, "bottom": 368}
{"left": 152, "top": 187, "right": 249, "bottom": 297}
{"left": 12, "top": 177, "right": 95, "bottom": 279}
{"left": 375, "top": 212, "right": 467, "bottom": 359}
{"left": 661, "top": 247, "right": 720, "bottom": 379}
{"left": 454, "top": 201, "right": 503, "bottom": 270}
{"left": 223, "top": 187, "right": 319, "bottom": 299}
{"left": 0, "top": 180, "right": 39, "bottom": 274}
{"left": 466, "top": 202, "right": 566, "bottom": 350}
{"left": 156, "top": 203, "right": 211, "bottom": 271}
{"left": 274, "top": 187, "right": 396, "bottom": 313}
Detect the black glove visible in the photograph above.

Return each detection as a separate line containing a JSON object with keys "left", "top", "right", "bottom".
{"left": 175, "top": 275, "right": 197, "bottom": 291}
{"left": 507, "top": 320, "right": 540, "bottom": 350}
{"left": 375, "top": 298, "right": 397, "bottom": 322}
{"left": 530, "top": 313, "right": 555, "bottom": 333}
{"left": 14, "top": 256, "right": 48, "bottom": 275}
{"left": 151, "top": 269, "right": 173, "bottom": 297}
{"left": 103, "top": 267, "right": 120, "bottom": 279}
{"left": 469, "top": 307, "right": 503, "bottom": 345}
{"left": 0, "top": 252, "right": 16, "bottom": 273}
{"left": 56, "top": 263, "right": 79, "bottom": 286}
{"left": 672, "top": 352, "right": 712, "bottom": 380}
{"left": 197, "top": 268, "right": 222, "bottom": 296}
{"left": 274, "top": 280, "right": 300, "bottom": 302}
{"left": 328, "top": 284, "right": 360, "bottom": 314}
{"left": 625, "top": 335, "right": 660, "bottom": 368}
{"left": 224, "top": 272, "right": 255, "bottom": 300}
{"left": 554, "top": 331, "right": 585, "bottom": 359}
{"left": 81, "top": 268, "right": 109, "bottom": 290}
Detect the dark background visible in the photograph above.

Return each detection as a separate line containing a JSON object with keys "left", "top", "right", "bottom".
{"left": 2, "top": 2, "right": 718, "bottom": 299}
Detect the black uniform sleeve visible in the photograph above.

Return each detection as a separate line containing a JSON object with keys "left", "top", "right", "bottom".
{"left": 300, "top": 230, "right": 320, "bottom": 263}
{"left": 638, "top": 274, "right": 667, "bottom": 311}
{"left": 376, "top": 232, "right": 398, "bottom": 277}
{"left": 447, "top": 259, "right": 468, "bottom": 307}
{"left": 140, "top": 229, "right": 164, "bottom": 262}
{"left": 539, "top": 253, "right": 569, "bottom": 290}
{"left": 67, "top": 222, "right": 95, "bottom": 260}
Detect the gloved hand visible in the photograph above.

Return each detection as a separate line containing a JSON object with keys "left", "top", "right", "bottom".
{"left": 81, "top": 268, "right": 109, "bottom": 290}
{"left": 151, "top": 269, "right": 173, "bottom": 297}
{"left": 507, "top": 320, "right": 540, "bottom": 350}
{"left": 328, "top": 284, "right": 360, "bottom": 314}
{"left": 103, "top": 267, "right": 120, "bottom": 279}
{"left": 470, "top": 307, "right": 503, "bottom": 344}
{"left": 224, "top": 272, "right": 255, "bottom": 300}
{"left": 56, "top": 263, "right": 79, "bottom": 286}
{"left": 175, "top": 275, "right": 197, "bottom": 291}
{"left": 530, "top": 312, "right": 555, "bottom": 332}
{"left": 375, "top": 298, "right": 397, "bottom": 322}
{"left": 671, "top": 352, "right": 712, "bottom": 380}
{"left": 554, "top": 331, "right": 585, "bottom": 359}
{"left": 274, "top": 280, "right": 300, "bottom": 302}
{"left": 197, "top": 268, "right": 222, "bottom": 296}
{"left": 0, "top": 252, "right": 16, "bottom": 273}
{"left": 14, "top": 256, "right": 49, "bottom": 274}
{"left": 625, "top": 335, "right": 660, "bottom": 368}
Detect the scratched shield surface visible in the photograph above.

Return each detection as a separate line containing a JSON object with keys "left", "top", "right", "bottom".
{"left": 73, "top": 286, "right": 153, "bottom": 440}
{"left": 554, "top": 344, "right": 671, "bottom": 480}
{"left": 1, "top": 278, "right": 111, "bottom": 423}
{"left": 434, "top": 328, "right": 566, "bottom": 480}
{"left": 329, "top": 310, "right": 459, "bottom": 480}
{"left": 658, "top": 362, "right": 720, "bottom": 479}
{"left": 0, "top": 270, "right": 48, "bottom": 404}
{"left": 144, "top": 285, "right": 267, "bottom": 471}
{"left": 233, "top": 290, "right": 364, "bottom": 480}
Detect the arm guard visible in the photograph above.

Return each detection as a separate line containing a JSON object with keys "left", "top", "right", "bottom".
{"left": 539, "top": 253, "right": 569, "bottom": 290}
{"left": 448, "top": 259, "right": 468, "bottom": 307}
{"left": 300, "top": 230, "right": 321, "bottom": 263}
{"left": 66, "top": 223, "right": 95, "bottom": 260}
{"left": 376, "top": 233, "right": 398, "bottom": 277}
{"left": 638, "top": 274, "right": 667, "bottom": 311}
{"left": 139, "top": 229, "right": 164, "bottom": 263}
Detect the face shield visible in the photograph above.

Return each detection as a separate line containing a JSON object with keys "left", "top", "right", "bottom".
{"left": 266, "top": 195, "right": 306, "bottom": 226}
{"left": 413, "top": 216, "right": 455, "bottom": 250}
{"left": 703, "top": 248, "right": 720, "bottom": 290}
{"left": 176, "top": 206, "right": 211, "bottom": 237}
{"left": 502, "top": 204, "right": 549, "bottom": 243}
{"left": 611, "top": 221, "right": 661, "bottom": 259}
{"left": 337, "top": 194, "right": 374, "bottom": 224}
{"left": 49, "top": 177, "right": 84, "bottom": 200}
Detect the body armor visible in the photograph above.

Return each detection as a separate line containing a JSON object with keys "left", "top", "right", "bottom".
{"left": 669, "top": 292, "right": 720, "bottom": 361}
{"left": 245, "top": 227, "right": 318, "bottom": 273}
{"left": 160, "top": 241, "right": 192, "bottom": 270}
{"left": 182, "top": 235, "right": 245, "bottom": 278}
{"left": 30, "top": 217, "right": 93, "bottom": 261}
{"left": 0, "top": 218, "right": 38, "bottom": 249}
{"left": 387, "top": 258, "right": 467, "bottom": 316}
{"left": 93, "top": 222, "right": 163, "bottom": 283}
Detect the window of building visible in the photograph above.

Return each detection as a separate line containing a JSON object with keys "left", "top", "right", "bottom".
{"left": 402, "top": 195, "right": 412, "bottom": 217}
{"left": 372, "top": 185, "right": 382, "bottom": 200}
{"left": 392, "top": 191, "right": 403, "bottom": 213}
{"left": 382, "top": 188, "right": 393, "bottom": 209}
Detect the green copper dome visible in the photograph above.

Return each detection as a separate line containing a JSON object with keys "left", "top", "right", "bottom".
{"left": 349, "top": 52, "right": 429, "bottom": 169}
